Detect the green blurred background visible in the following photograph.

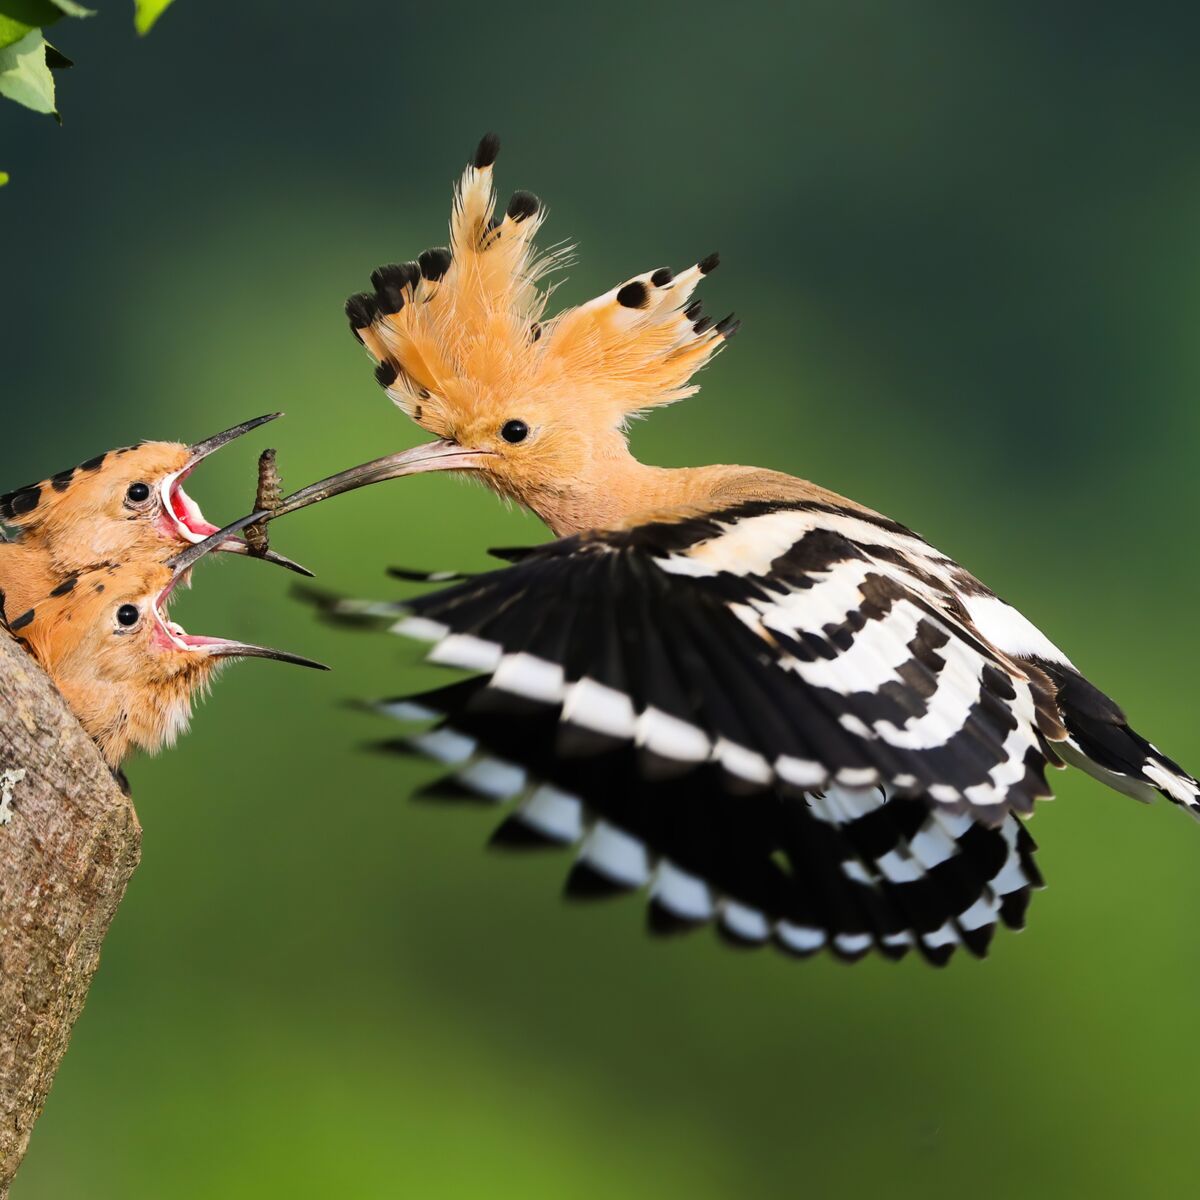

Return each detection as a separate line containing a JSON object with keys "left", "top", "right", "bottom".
{"left": 5, "top": 3, "right": 1200, "bottom": 1196}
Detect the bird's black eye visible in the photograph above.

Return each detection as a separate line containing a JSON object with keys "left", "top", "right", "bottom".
{"left": 116, "top": 604, "right": 140, "bottom": 628}
{"left": 126, "top": 482, "right": 151, "bottom": 504}
{"left": 501, "top": 420, "right": 530, "bottom": 444}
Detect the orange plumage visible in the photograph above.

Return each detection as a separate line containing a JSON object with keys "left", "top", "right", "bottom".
{"left": 0, "top": 419, "right": 334, "bottom": 767}
{"left": 17, "top": 561, "right": 222, "bottom": 767}
{"left": 0, "top": 442, "right": 195, "bottom": 618}
{"left": 10, "top": 523, "right": 326, "bottom": 768}
{"left": 339, "top": 134, "right": 748, "bottom": 535}
{"left": 0, "top": 415, "right": 305, "bottom": 621}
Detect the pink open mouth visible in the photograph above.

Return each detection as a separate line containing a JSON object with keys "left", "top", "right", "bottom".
{"left": 148, "top": 571, "right": 239, "bottom": 655}
{"left": 159, "top": 468, "right": 223, "bottom": 544}
{"left": 149, "top": 571, "right": 208, "bottom": 652}
{"left": 145, "top": 557, "right": 327, "bottom": 670}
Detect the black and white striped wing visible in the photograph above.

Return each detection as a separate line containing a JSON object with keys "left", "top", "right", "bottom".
{"left": 384, "top": 501, "right": 1066, "bottom": 821}
{"left": 310, "top": 500, "right": 1075, "bottom": 963}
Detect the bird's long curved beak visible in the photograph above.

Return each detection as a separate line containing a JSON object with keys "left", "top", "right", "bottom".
{"left": 184, "top": 413, "right": 282, "bottom": 469}
{"left": 186, "top": 638, "right": 329, "bottom": 670}
{"left": 159, "top": 511, "right": 329, "bottom": 671}
{"left": 267, "top": 440, "right": 493, "bottom": 521}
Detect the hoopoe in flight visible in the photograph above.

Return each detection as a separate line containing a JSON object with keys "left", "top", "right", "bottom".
{"left": 289, "top": 133, "right": 1200, "bottom": 965}
{"left": 0, "top": 413, "right": 309, "bottom": 620}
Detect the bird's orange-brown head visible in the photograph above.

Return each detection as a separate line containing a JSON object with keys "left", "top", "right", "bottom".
{"left": 268, "top": 135, "right": 741, "bottom": 536}
{"left": 0, "top": 414, "right": 307, "bottom": 578}
{"left": 12, "top": 514, "right": 326, "bottom": 768}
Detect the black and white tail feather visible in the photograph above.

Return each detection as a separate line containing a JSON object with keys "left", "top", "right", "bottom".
{"left": 301, "top": 499, "right": 1198, "bottom": 964}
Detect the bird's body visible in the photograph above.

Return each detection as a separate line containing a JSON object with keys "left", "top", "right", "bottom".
{"left": 293, "top": 134, "right": 1200, "bottom": 963}
{"left": 332, "top": 491, "right": 1198, "bottom": 961}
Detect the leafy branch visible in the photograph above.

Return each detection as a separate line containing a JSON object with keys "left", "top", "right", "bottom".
{"left": 0, "top": 0, "right": 176, "bottom": 185}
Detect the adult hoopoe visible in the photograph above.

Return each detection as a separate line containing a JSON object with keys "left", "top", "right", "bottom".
{"left": 8, "top": 513, "right": 327, "bottom": 769}
{"left": 0, "top": 413, "right": 309, "bottom": 619}
{"left": 294, "top": 134, "right": 1196, "bottom": 964}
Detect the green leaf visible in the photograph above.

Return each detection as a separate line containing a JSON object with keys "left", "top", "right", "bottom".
{"left": 0, "top": 28, "right": 55, "bottom": 114}
{"left": 0, "top": 171, "right": 9, "bottom": 186}
{"left": 0, "top": 0, "right": 89, "bottom": 42}
{"left": 0, "top": 0, "right": 66, "bottom": 25}
{"left": 0, "top": 1, "right": 60, "bottom": 50}
{"left": 0, "top": 17, "right": 33, "bottom": 51}
{"left": 133, "top": 0, "right": 175, "bottom": 35}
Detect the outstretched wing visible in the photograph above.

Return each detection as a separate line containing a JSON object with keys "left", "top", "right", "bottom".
{"left": 311, "top": 499, "right": 1078, "bottom": 963}
{"left": 379, "top": 501, "right": 1067, "bottom": 823}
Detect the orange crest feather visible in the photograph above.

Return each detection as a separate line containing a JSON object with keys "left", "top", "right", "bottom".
{"left": 346, "top": 134, "right": 737, "bottom": 439}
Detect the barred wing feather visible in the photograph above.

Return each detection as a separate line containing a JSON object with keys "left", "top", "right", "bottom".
{"left": 315, "top": 499, "right": 1199, "bottom": 962}
{"left": 388, "top": 501, "right": 1065, "bottom": 824}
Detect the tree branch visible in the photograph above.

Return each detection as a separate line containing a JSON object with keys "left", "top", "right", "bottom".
{"left": 0, "top": 629, "right": 141, "bottom": 1197}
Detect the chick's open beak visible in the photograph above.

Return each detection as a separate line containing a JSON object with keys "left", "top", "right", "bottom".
{"left": 267, "top": 440, "right": 493, "bottom": 521}
{"left": 186, "top": 639, "right": 329, "bottom": 670}
{"left": 161, "top": 413, "right": 314, "bottom": 577}
{"left": 159, "top": 512, "right": 329, "bottom": 671}
{"left": 184, "top": 413, "right": 282, "bottom": 468}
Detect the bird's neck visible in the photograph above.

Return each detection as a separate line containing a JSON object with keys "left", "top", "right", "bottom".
{"left": 516, "top": 446, "right": 848, "bottom": 537}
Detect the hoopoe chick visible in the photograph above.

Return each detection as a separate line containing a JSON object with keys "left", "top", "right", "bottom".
{"left": 0, "top": 414, "right": 308, "bottom": 619}
{"left": 10, "top": 514, "right": 326, "bottom": 769}
{"left": 296, "top": 134, "right": 1198, "bottom": 965}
